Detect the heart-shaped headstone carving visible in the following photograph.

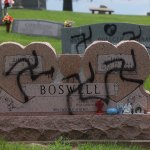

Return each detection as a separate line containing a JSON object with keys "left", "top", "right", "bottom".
{"left": 0, "top": 42, "right": 58, "bottom": 103}
{"left": 82, "top": 40, "right": 150, "bottom": 102}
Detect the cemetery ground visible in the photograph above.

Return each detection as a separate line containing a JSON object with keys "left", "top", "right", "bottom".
{"left": 1, "top": 9, "right": 150, "bottom": 52}
{"left": 0, "top": 9, "right": 150, "bottom": 91}
{"left": 0, "top": 139, "right": 149, "bottom": 150}
{"left": 0, "top": 9, "right": 150, "bottom": 150}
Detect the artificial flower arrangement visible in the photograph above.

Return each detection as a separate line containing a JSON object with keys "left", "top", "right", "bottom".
{"left": 2, "top": 14, "right": 14, "bottom": 24}
{"left": 2, "top": 14, "right": 14, "bottom": 32}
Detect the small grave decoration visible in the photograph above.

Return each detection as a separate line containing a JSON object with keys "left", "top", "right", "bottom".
{"left": 2, "top": 14, "right": 14, "bottom": 32}
{"left": 64, "top": 20, "right": 74, "bottom": 27}
{"left": 106, "top": 108, "right": 118, "bottom": 115}
{"left": 95, "top": 100, "right": 104, "bottom": 114}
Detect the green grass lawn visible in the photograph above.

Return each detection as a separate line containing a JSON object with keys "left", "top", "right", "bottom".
{"left": 0, "top": 9, "right": 149, "bottom": 91}
{"left": 1, "top": 9, "right": 150, "bottom": 52}
{"left": 0, "top": 139, "right": 147, "bottom": 150}
{"left": 9, "top": 9, "right": 150, "bottom": 26}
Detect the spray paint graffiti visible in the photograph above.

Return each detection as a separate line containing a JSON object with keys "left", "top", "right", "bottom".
{"left": 104, "top": 49, "right": 144, "bottom": 102}
{"left": 5, "top": 50, "right": 55, "bottom": 103}
{"left": 63, "top": 49, "right": 144, "bottom": 115}
{"left": 4, "top": 47, "right": 146, "bottom": 115}
{"left": 71, "top": 26, "right": 92, "bottom": 53}
{"left": 62, "top": 62, "right": 107, "bottom": 115}
{"left": 62, "top": 23, "right": 150, "bottom": 54}
{"left": 122, "top": 26, "right": 142, "bottom": 40}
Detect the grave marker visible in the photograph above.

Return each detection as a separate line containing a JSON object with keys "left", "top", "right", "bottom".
{"left": 0, "top": 41, "right": 149, "bottom": 115}
{"left": 13, "top": 0, "right": 46, "bottom": 9}
{"left": 0, "top": 0, "right": 2, "bottom": 24}
{"left": 12, "top": 19, "right": 64, "bottom": 38}
{"left": 62, "top": 23, "right": 150, "bottom": 54}
{"left": 82, "top": 41, "right": 150, "bottom": 113}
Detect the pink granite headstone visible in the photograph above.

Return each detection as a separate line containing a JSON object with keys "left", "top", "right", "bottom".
{"left": 0, "top": 41, "right": 149, "bottom": 115}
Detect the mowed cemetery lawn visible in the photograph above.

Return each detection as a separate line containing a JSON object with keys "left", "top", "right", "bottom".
{"left": 0, "top": 139, "right": 148, "bottom": 150}
{"left": 0, "top": 9, "right": 150, "bottom": 91}
{"left": 1, "top": 9, "right": 150, "bottom": 51}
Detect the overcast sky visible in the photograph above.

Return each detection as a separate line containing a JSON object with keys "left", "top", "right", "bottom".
{"left": 47, "top": 0, "right": 150, "bottom": 15}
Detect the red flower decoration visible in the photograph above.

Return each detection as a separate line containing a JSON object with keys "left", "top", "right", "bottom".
{"left": 2, "top": 15, "right": 14, "bottom": 24}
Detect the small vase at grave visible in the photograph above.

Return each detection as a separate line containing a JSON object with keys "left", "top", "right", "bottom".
{"left": 6, "top": 22, "right": 11, "bottom": 32}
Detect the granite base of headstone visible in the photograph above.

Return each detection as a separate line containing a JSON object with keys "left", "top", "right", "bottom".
{"left": 0, "top": 115, "right": 150, "bottom": 141}
{"left": 0, "top": 41, "right": 149, "bottom": 140}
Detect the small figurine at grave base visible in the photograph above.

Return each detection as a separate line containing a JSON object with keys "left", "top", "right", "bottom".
{"left": 116, "top": 103, "right": 124, "bottom": 114}
{"left": 134, "top": 105, "right": 145, "bottom": 114}
{"left": 106, "top": 108, "right": 118, "bottom": 115}
{"left": 95, "top": 100, "right": 104, "bottom": 114}
{"left": 123, "top": 102, "right": 133, "bottom": 114}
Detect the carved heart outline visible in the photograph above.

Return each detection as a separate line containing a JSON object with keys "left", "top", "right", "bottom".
{"left": 0, "top": 42, "right": 58, "bottom": 103}
{"left": 82, "top": 40, "right": 150, "bottom": 103}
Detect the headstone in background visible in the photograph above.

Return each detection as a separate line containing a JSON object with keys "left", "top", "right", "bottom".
{"left": 147, "top": 12, "right": 150, "bottom": 16}
{"left": 13, "top": 0, "right": 46, "bottom": 9}
{"left": 12, "top": 19, "right": 64, "bottom": 38}
{"left": 0, "top": 41, "right": 149, "bottom": 115}
{"left": 12, "top": 0, "right": 23, "bottom": 9}
{"left": 0, "top": 0, "right": 2, "bottom": 24}
{"left": 62, "top": 23, "right": 150, "bottom": 54}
